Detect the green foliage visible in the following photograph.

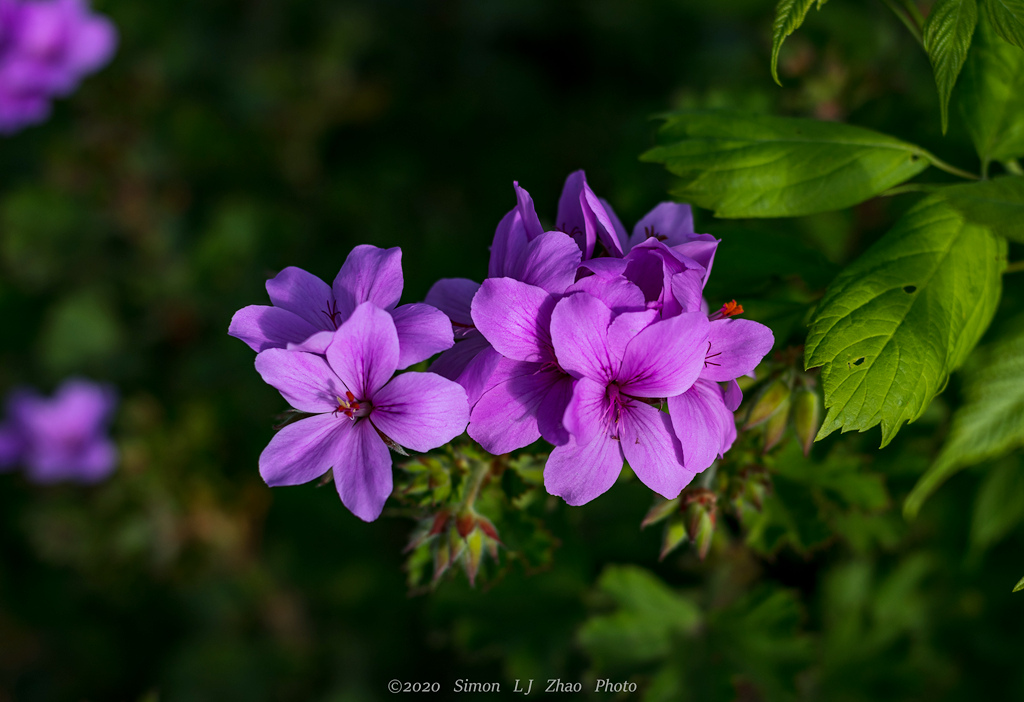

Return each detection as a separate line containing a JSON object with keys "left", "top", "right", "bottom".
{"left": 806, "top": 193, "right": 1006, "bottom": 447}
{"left": 938, "top": 176, "right": 1024, "bottom": 239}
{"left": 1014, "top": 575, "right": 1024, "bottom": 592}
{"left": 958, "top": 8, "right": 1024, "bottom": 169}
{"left": 905, "top": 322, "right": 1024, "bottom": 517}
{"left": 577, "top": 565, "right": 701, "bottom": 672}
{"left": 969, "top": 457, "right": 1024, "bottom": 554}
{"left": 985, "top": 0, "right": 1024, "bottom": 49}
{"left": 923, "top": 0, "right": 978, "bottom": 133}
{"left": 770, "top": 0, "right": 829, "bottom": 86}
{"left": 641, "top": 111, "right": 932, "bottom": 218}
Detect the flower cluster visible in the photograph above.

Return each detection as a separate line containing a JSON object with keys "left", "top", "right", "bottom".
{"left": 0, "top": 378, "right": 118, "bottom": 483}
{"left": 232, "top": 172, "right": 773, "bottom": 521}
{"left": 0, "top": 0, "right": 116, "bottom": 134}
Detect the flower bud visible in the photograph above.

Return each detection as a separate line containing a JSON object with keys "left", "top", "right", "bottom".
{"left": 762, "top": 393, "right": 791, "bottom": 452}
{"left": 642, "top": 497, "right": 682, "bottom": 529}
{"left": 660, "top": 514, "right": 688, "bottom": 561}
{"left": 744, "top": 378, "right": 791, "bottom": 429}
{"left": 793, "top": 387, "right": 821, "bottom": 456}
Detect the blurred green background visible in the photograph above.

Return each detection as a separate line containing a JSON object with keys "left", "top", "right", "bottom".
{"left": 1, "top": 0, "right": 1022, "bottom": 700}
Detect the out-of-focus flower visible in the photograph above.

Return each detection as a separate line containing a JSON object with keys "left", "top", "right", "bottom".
{"left": 0, "top": 378, "right": 118, "bottom": 483}
{"left": 0, "top": 0, "right": 117, "bottom": 134}
{"left": 229, "top": 245, "right": 453, "bottom": 369}
{"left": 255, "top": 303, "right": 469, "bottom": 522}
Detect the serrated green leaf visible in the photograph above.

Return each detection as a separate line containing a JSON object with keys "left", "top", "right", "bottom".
{"left": 959, "top": 8, "right": 1024, "bottom": 166}
{"left": 641, "top": 111, "right": 933, "bottom": 218}
{"left": 969, "top": 457, "right": 1024, "bottom": 553}
{"left": 939, "top": 177, "right": 1024, "bottom": 241}
{"left": 986, "top": 0, "right": 1024, "bottom": 48}
{"left": 805, "top": 194, "right": 1006, "bottom": 447}
{"left": 924, "top": 0, "right": 979, "bottom": 133}
{"left": 905, "top": 324, "right": 1024, "bottom": 517}
{"left": 770, "top": 0, "right": 817, "bottom": 86}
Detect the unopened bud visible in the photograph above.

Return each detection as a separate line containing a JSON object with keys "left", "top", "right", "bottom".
{"left": 793, "top": 388, "right": 821, "bottom": 456}
{"left": 762, "top": 394, "right": 791, "bottom": 452}
{"left": 642, "top": 497, "right": 681, "bottom": 529}
{"left": 744, "top": 379, "right": 791, "bottom": 429}
{"left": 463, "top": 528, "right": 485, "bottom": 586}
{"left": 660, "top": 514, "right": 688, "bottom": 561}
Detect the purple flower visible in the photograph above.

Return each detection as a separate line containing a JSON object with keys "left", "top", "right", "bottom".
{"left": 544, "top": 292, "right": 712, "bottom": 505}
{"left": 255, "top": 303, "right": 469, "bottom": 522}
{"left": 229, "top": 245, "right": 454, "bottom": 370}
{"left": 0, "top": 0, "right": 117, "bottom": 134}
{"left": 0, "top": 378, "right": 117, "bottom": 483}
{"left": 426, "top": 183, "right": 582, "bottom": 404}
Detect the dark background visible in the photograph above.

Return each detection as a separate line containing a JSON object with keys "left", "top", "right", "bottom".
{"left": 1, "top": 0, "right": 1022, "bottom": 700}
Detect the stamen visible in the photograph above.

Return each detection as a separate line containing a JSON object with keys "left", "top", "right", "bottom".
{"left": 704, "top": 340, "right": 722, "bottom": 368}
{"left": 644, "top": 225, "right": 667, "bottom": 242}
{"left": 321, "top": 299, "right": 344, "bottom": 329}
{"left": 333, "top": 390, "right": 362, "bottom": 420}
{"left": 720, "top": 300, "right": 743, "bottom": 317}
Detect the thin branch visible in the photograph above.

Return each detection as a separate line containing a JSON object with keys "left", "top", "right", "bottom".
{"left": 880, "top": 0, "right": 924, "bottom": 46}
{"left": 901, "top": 0, "right": 926, "bottom": 27}
{"left": 925, "top": 152, "right": 981, "bottom": 180}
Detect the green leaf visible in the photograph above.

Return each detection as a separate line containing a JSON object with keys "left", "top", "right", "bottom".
{"left": 578, "top": 565, "right": 701, "bottom": 671}
{"left": 904, "top": 323, "right": 1024, "bottom": 517}
{"left": 986, "top": 0, "right": 1024, "bottom": 49}
{"left": 1014, "top": 575, "right": 1024, "bottom": 592}
{"left": 969, "top": 457, "right": 1024, "bottom": 554}
{"left": 641, "top": 111, "right": 933, "bottom": 218}
{"left": 805, "top": 194, "right": 1006, "bottom": 447}
{"left": 770, "top": 0, "right": 818, "bottom": 86}
{"left": 959, "top": 8, "right": 1024, "bottom": 167}
{"left": 924, "top": 0, "right": 979, "bottom": 134}
{"left": 939, "top": 177, "right": 1024, "bottom": 241}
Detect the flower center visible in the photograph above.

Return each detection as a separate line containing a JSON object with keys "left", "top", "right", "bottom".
{"left": 322, "top": 299, "right": 344, "bottom": 329}
{"left": 709, "top": 299, "right": 743, "bottom": 320}
{"left": 334, "top": 390, "right": 370, "bottom": 420}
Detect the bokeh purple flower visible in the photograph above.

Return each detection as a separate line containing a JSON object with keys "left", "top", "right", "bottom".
{"left": 0, "top": 0, "right": 117, "bottom": 134}
{"left": 255, "top": 303, "right": 469, "bottom": 522}
{"left": 0, "top": 378, "right": 118, "bottom": 483}
{"left": 229, "top": 244, "right": 454, "bottom": 370}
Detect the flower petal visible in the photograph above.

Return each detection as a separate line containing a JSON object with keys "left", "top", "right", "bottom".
{"left": 510, "top": 231, "right": 582, "bottom": 294}
{"left": 670, "top": 270, "right": 705, "bottom": 315}
{"left": 370, "top": 372, "right": 469, "bottom": 452}
{"left": 629, "top": 202, "right": 694, "bottom": 250}
{"left": 472, "top": 278, "right": 556, "bottom": 364}
{"left": 620, "top": 401, "right": 694, "bottom": 499}
{"left": 489, "top": 183, "right": 545, "bottom": 278}
{"left": 618, "top": 312, "right": 709, "bottom": 398}
{"left": 538, "top": 374, "right": 575, "bottom": 447}
{"left": 556, "top": 170, "right": 596, "bottom": 259}
{"left": 668, "top": 380, "right": 732, "bottom": 474}
{"left": 468, "top": 360, "right": 547, "bottom": 454}
{"left": 566, "top": 275, "right": 646, "bottom": 313}
{"left": 600, "top": 197, "right": 630, "bottom": 253}
{"left": 723, "top": 379, "right": 743, "bottom": 412}
{"left": 674, "top": 234, "right": 719, "bottom": 281}
{"left": 229, "top": 305, "right": 320, "bottom": 352}
{"left": 265, "top": 266, "right": 333, "bottom": 329}
{"left": 255, "top": 349, "right": 345, "bottom": 413}
{"left": 326, "top": 302, "right": 400, "bottom": 399}
{"left": 701, "top": 319, "right": 775, "bottom": 383}
{"left": 390, "top": 303, "right": 454, "bottom": 370}
{"left": 259, "top": 413, "right": 350, "bottom": 486}
{"left": 562, "top": 376, "right": 610, "bottom": 447}
{"left": 550, "top": 292, "right": 617, "bottom": 382}
{"left": 286, "top": 330, "right": 334, "bottom": 354}
{"left": 425, "top": 278, "right": 479, "bottom": 328}
{"left": 582, "top": 185, "right": 624, "bottom": 257}
{"left": 332, "top": 245, "right": 404, "bottom": 317}
{"left": 333, "top": 419, "right": 393, "bottom": 522}
{"left": 544, "top": 433, "right": 623, "bottom": 506}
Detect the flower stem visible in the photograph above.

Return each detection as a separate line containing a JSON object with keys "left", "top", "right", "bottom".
{"left": 880, "top": 0, "right": 924, "bottom": 46}
{"left": 925, "top": 152, "right": 981, "bottom": 180}
{"left": 458, "top": 452, "right": 496, "bottom": 511}
{"left": 1005, "top": 261, "right": 1024, "bottom": 275}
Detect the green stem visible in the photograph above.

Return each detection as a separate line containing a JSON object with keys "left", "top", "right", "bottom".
{"left": 925, "top": 152, "right": 981, "bottom": 180}
{"left": 458, "top": 453, "right": 494, "bottom": 512}
{"left": 1005, "top": 261, "right": 1024, "bottom": 275}
{"left": 901, "top": 0, "right": 926, "bottom": 27}
{"left": 880, "top": 0, "right": 924, "bottom": 46}
{"left": 880, "top": 183, "right": 944, "bottom": 196}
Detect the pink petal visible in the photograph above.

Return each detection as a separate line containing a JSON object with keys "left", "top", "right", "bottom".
{"left": 556, "top": 170, "right": 595, "bottom": 259}
{"left": 620, "top": 401, "right": 694, "bottom": 499}
{"left": 723, "top": 379, "right": 743, "bottom": 412}
{"left": 472, "top": 278, "right": 556, "bottom": 364}
{"left": 266, "top": 266, "right": 334, "bottom": 330}
{"left": 259, "top": 413, "right": 350, "bottom": 486}
{"left": 370, "top": 372, "right": 469, "bottom": 452}
{"left": 582, "top": 186, "right": 624, "bottom": 257}
{"left": 468, "top": 360, "right": 546, "bottom": 454}
{"left": 326, "top": 303, "right": 399, "bottom": 399}
{"left": 629, "top": 202, "right": 695, "bottom": 250}
{"left": 544, "top": 433, "right": 623, "bottom": 506}
{"left": 390, "top": 303, "right": 454, "bottom": 370}
{"left": 229, "top": 305, "right": 320, "bottom": 353}
{"left": 332, "top": 245, "right": 403, "bottom": 317}
{"left": 333, "top": 419, "right": 394, "bottom": 522}
{"left": 668, "top": 380, "right": 731, "bottom": 474}
{"left": 670, "top": 270, "right": 705, "bottom": 315}
{"left": 674, "top": 234, "right": 719, "bottom": 281}
{"left": 537, "top": 374, "right": 574, "bottom": 446}
{"left": 701, "top": 319, "right": 775, "bottom": 383}
{"left": 550, "top": 292, "right": 617, "bottom": 382}
{"left": 566, "top": 275, "right": 646, "bottom": 313}
{"left": 425, "top": 278, "right": 479, "bottom": 328}
{"left": 510, "top": 231, "right": 582, "bottom": 294}
{"left": 600, "top": 197, "right": 630, "bottom": 253}
{"left": 286, "top": 330, "right": 334, "bottom": 354}
{"left": 562, "top": 376, "right": 610, "bottom": 447}
{"left": 255, "top": 349, "right": 345, "bottom": 413}
{"left": 618, "top": 312, "right": 709, "bottom": 398}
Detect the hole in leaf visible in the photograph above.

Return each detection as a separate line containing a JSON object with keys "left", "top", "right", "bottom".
{"left": 903, "top": 285, "right": 917, "bottom": 293}
{"left": 910, "top": 154, "right": 920, "bottom": 162}
{"left": 853, "top": 357, "right": 865, "bottom": 366}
